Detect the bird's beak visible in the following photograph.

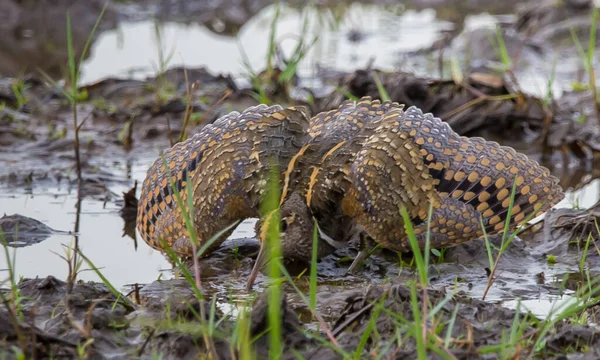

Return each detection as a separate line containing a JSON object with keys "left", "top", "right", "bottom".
{"left": 246, "top": 238, "right": 268, "bottom": 291}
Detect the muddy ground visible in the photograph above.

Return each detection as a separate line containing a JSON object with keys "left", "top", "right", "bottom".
{"left": 2, "top": 0, "right": 600, "bottom": 358}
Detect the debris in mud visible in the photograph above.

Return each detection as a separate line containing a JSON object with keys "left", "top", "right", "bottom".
{"left": 119, "top": 180, "right": 138, "bottom": 242}
{"left": 544, "top": 203, "right": 600, "bottom": 242}
{"left": 82, "top": 67, "right": 238, "bottom": 120}
{"left": 516, "top": 0, "right": 596, "bottom": 43}
{"left": 540, "top": 200, "right": 600, "bottom": 262}
{"left": 1, "top": 276, "right": 137, "bottom": 359}
{"left": 0, "top": 213, "right": 71, "bottom": 248}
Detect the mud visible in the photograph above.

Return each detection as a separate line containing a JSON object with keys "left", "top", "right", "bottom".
{"left": 3, "top": 0, "right": 600, "bottom": 358}
{"left": 2, "top": 272, "right": 600, "bottom": 359}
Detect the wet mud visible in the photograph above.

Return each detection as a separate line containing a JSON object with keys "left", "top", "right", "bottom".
{"left": 2, "top": 269, "right": 600, "bottom": 359}
{"left": 2, "top": 0, "right": 600, "bottom": 358}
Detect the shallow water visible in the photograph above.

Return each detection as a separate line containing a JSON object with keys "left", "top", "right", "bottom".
{"left": 1, "top": 3, "right": 454, "bottom": 289}
{"left": 80, "top": 4, "right": 452, "bottom": 84}
{"left": 0, "top": 187, "right": 258, "bottom": 288}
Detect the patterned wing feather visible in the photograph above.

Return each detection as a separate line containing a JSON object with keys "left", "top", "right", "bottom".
{"left": 306, "top": 97, "right": 405, "bottom": 209}
{"left": 396, "top": 106, "right": 563, "bottom": 236}
{"left": 344, "top": 103, "right": 564, "bottom": 251}
{"left": 137, "top": 104, "right": 311, "bottom": 257}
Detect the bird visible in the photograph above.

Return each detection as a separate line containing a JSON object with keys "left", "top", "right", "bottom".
{"left": 246, "top": 96, "right": 565, "bottom": 289}
{"left": 136, "top": 97, "right": 564, "bottom": 291}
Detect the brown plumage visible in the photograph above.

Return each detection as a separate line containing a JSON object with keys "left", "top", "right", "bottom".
{"left": 136, "top": 104, "right": 311, "bottom": 258}
{"left": 246, "top": 98, "right": 386, "bottom": 287}
{"left": 263, "top": 97, "right": 564, "bottom": 285}
{"left": 341, "top": 102, "right": 564, "bottom": 250}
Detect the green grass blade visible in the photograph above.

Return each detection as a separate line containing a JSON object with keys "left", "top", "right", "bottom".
{"left": 495, "top": 25, "right": 511, "bottom": 68}
{"left": 571, "top": 28, "right": 590, "bottom": 73}
{"left": 278, "top": 36, "right": 318, "bottom": 83}
{"left": 587, "top": 7, "right": 598, "bottom": 69}
{"left": 261, "top": 164, "right": 283, "bottom": 359}
{"left": 444, "top": 304, "right": 459, "bottom": 348}
{"left": 159, "top": 238, "right": 203, "bottom": 300}
{"left": 310, "top": 222, "right": 318, "bottom": 313}
{"left": 450, "top": 52, "right": 463, "bottom": 84}
{"left": 66, "top": 12, "right": 76, "bottom": 95}
{"left": 0, "top": 229, "right": 15, "bottom": 288}
{"left": 77, "top": 251, "right": 135, "bottom": 311}
{"left": 334, "top": 85, "right": 359, "bottom": 101}
{"left": 266, "top": 2, "right": 281, "bottom": 74}
{"left": 37, "top": 69, "right": 73, "bottom": 101}
{"left": 500, "top": 177, "right": 519, "bottom": 251}
{"left": 427, "top": 292, "right": 454, "bottom": 319}
{"left": 197, "top": 220, "right": 241, "bottom": 258}
{"left": 544, "top": 57, "right": 558, "bottom": 107}
{"left": 354, "top": 298, "right": 384, "bottom": 359}
{"left": 481, "top": 217, "right": 494, "bottom": 269}
{"left": 410, "top": 282, "right": 426, "bottom": 360}
{"left": 76, "top": 3, "right": 108, "bottom": 82}
{"left": 509, "top": 300, "right": 521, "bottom": 345}
{"left": 423, "top": 202, "right": 433, "bottom": 271}
{"left": 579, "top": 233, "right": 592, "bottom": 273}
{"left": 400, "top": 206, "right": 427, "bottom": 286}
{"left": 372, "top": 71, "right": 391, "bottom": 102}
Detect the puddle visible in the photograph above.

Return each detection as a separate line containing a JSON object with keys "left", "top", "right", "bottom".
{"left": 560, "top": 179, "right": 600, "bottom": 210}
{"left": 1, "top": 189, "right": 170, "bottom": 286}
{"left": 0, "top": 187, "right": 257, "bottom": 289}
{"left": 504, "top": 295, "right": 579, "bottom": 320}
{"left": 79, "top": 4, "right": 453, "bottom": 84}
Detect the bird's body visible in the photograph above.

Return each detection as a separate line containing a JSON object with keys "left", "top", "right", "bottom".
{"left": 136, "top": 97, "right": 564, "bottom": 288}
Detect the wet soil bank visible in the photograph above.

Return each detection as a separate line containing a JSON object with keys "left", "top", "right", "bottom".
{"left": 1, "top": 272, "right": 600, "bottom": 359}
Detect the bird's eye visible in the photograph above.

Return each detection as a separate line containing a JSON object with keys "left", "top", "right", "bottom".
{"left": 280, "top": 217, "right": 288, "bottom": 232}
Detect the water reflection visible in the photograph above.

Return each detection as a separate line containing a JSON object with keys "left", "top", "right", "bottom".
{"left": 0, "top": 1, "right": 451, "bottom": 84}
{"left": 0, "top": 189, "right": 257, "bottom": 288}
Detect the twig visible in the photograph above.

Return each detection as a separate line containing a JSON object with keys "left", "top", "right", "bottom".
{"left": 136, "top": 329, "right": 156, "bottom": 356}
{"left": 440, "top": 93, "right": 520, "bottom": 120}
{"left": 179, "top": 68, "right": 196, "bottom": 143}
{"left": 191, "top": 243, "right": 219, "bottom": 360}
{"left": 427, "top": 330, "right": 458, "bottom": 360}
{"left": 166, "top": 116, "right": 174, "bottom": 147}
{"left": 63, "top": 296, "right": 91, "bottom": 338}
{"left": 332, "top": 302, "right": 374, "bottom": 338}
{"left": 134, "top": 283, "right": 141, "bottom": 305}
{"left": 199, "top": 89, "right": 233, "bottom": 125}
{"left": 1, "top": 295, "right": 26, "bottom": 352}
{"left": 313, "top": 310, "right": 340, "bottom": 348}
